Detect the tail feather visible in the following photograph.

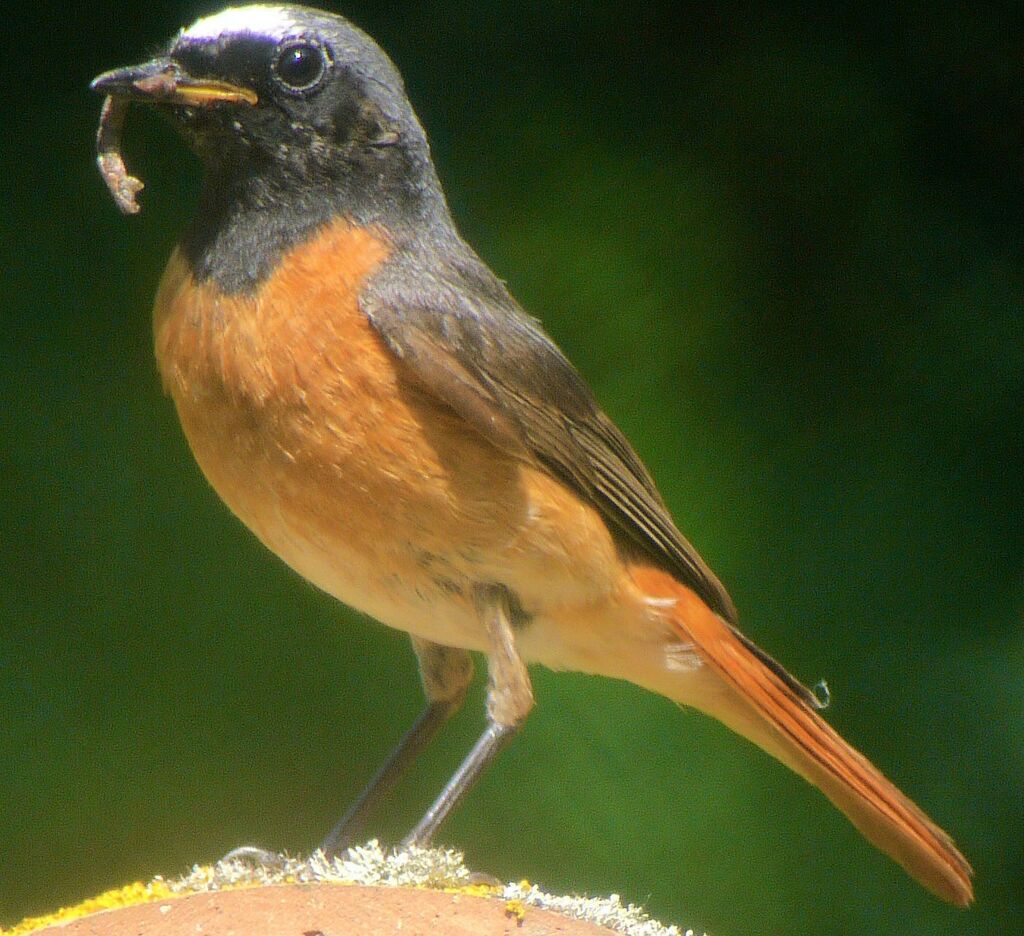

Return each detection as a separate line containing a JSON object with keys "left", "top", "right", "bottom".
{"left": 631, "top": 565, "right": 974, "bottom": 907}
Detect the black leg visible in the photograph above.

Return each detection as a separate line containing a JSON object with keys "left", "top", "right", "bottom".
{"left": 401, "top": 719, "right": 519, "bottom": 846}
{"left": 318, "top": 640, "right": 474, "bottom": 857}
{"left": 401, "top": 585, "right": 534, "bottom": 847}
{"left": 319, "top": 696, "right": 456, "bottom": 855}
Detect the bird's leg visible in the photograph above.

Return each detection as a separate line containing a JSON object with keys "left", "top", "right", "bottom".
{"left": 402, "top": 584, "right": 534, "bottom": 846}
{"left": 318, "top": 638, "right": 473, "bottom": 857}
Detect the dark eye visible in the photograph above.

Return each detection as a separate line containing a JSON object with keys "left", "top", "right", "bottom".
{"left": 272, "top": 40, "right": 328, "bottom": 92}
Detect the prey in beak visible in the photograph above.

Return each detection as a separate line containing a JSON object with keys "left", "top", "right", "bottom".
{"left": 90, "top": 59, "right": 257, "bottom": 214}
{"left": 91, "top": 59, "right": 258, "bottom": 108}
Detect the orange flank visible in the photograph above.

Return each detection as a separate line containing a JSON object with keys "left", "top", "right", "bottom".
{"left": 151, "top": 217, "right": 633, "bottom": 656}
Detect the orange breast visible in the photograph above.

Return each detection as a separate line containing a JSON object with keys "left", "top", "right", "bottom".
{"left": 152, "top": 218, "right": 623, "bottom": 650}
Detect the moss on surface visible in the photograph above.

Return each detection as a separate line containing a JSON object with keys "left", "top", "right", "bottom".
{"left": 1, "top": 842, "right": 697, "bottom": 936}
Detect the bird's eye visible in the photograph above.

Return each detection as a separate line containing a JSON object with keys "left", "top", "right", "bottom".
{"left": 272, "top": 40, "right": 329, "bottom": 92}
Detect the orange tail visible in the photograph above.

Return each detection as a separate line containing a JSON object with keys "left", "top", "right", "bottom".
{"left": 631, "top": 565, "right": 973, "bottom": 906}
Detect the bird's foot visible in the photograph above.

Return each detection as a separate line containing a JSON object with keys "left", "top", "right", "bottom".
{"left": 218, "top": 845, "right": 287, "bottom": 868}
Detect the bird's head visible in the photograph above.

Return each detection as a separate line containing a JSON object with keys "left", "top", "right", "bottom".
{"left": 91, "top": 4, "right": 442, "bottom": 219}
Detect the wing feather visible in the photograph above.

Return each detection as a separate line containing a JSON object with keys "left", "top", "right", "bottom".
{"left": 363, "top": 241, "right": 737, "bottom": 622}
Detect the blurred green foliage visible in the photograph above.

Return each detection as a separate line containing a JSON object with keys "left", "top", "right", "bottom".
{"left": 1, "top": 2, "right": 1020, "bottom": 934}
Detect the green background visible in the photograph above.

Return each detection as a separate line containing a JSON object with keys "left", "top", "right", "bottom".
{"left": 2, "top": 2, "right": 1021, "bottom": 933}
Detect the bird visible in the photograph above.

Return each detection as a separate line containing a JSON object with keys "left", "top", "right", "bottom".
{"left": 90, "top": 3, "right": 973, "bottom": 906}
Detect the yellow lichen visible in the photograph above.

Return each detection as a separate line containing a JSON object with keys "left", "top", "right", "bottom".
{"left": 444, "top": 881, "right": 504, "bottom": 899}
{"left": 504, "top": 897, "right": 527, "bottom": 924}
{"left": 0, "top": 879, "right": 177, "bottom": 935}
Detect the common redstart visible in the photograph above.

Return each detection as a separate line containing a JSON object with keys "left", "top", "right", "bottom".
{"left": 91, "top": 4, "right": 973, "bottom": 905}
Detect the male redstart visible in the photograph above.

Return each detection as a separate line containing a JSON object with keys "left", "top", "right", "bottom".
{"left": 91, "top": 3, "right": 973, "bottom": 905}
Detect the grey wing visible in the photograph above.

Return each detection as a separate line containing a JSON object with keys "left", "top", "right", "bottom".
{"left": 362, "top": 243, "right": 738, "bottom": 624}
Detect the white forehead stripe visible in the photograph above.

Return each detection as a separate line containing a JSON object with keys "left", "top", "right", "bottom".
{"left": 182, "top": 5, "right": 300, "bottom": 42}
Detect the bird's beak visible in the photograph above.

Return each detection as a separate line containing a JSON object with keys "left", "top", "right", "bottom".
{"left": 90, "top": 57, "right": 258, "bottom": 107}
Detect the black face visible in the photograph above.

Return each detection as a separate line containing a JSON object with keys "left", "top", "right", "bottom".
{"left": 92, "top": 5, "right": 451, "bottom": 291}
{"left": 172, "top": 34, "right": 332, "bottom": 101}
{"left": 163, "top": 11, "right": 420, "bottom": 182}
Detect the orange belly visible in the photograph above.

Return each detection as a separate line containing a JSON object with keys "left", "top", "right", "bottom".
{"left": 152, "top": 219, "right": 628, "bottom": 657}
